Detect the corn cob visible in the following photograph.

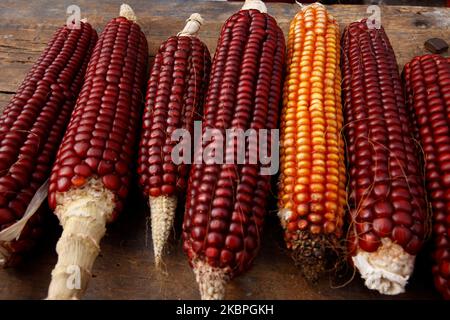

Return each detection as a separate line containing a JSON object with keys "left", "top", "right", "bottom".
{"left": 341, "top": 20, "right": 428, "bottom": 295}
{"left": 46, "top": 4, "right": 148, "bottom": 299}
{"left": 277, "top": 3, "right": 346, "bottom": 281}
{"left": 403, "top": 54, "right": 450, "bottom": 299}
{"left": 138, "top": 14, "right": 211, "bottom": 267}
{"left": 182, "top": 0, "right": 285, "bottom": 299}
{"left": 0, "top": 21, "right": 97, "bottom": 266}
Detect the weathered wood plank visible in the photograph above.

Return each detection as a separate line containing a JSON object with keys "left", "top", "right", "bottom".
{"left": 0, "top": 1, "right": 448, "bottom": 93}
{"left": 0, "top": 93, "right": 13, "bottom": 113}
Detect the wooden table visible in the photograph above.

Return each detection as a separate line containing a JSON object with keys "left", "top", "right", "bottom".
{"left": 0, "top": 0, "right": 448, "bottom": 300}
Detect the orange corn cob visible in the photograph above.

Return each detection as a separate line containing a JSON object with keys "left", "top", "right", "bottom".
{"left": 277, "top": 3, "right": 346, "bottom": 281}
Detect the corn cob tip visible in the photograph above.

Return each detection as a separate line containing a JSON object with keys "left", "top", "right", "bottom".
{"left": 47, "top": 179, "right": 113, "bottom": 299}
{"left": 150, "top": 195, "right": 177, "bottom": 268}
{"left": 120, "top": 3, "right": 137, "bottom": 22}
{"left": 278, "top": 210, "right": 340, "bottom": 281}
{"left": 291, "top": 231, "right": 339, "bottom": 282}
{"left": 352, "top": 238, "right": 415, "bottom": 295}
{"left": 177, "top": 13, "right": 204, "bottom": 37}
{"left": 241, "top": 0, "right": 267, "bottom": 13}
{"left": 193, "top": 260, "right": 229, "bottom": 300}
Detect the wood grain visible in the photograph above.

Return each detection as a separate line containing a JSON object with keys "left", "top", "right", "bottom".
{"left": 0, "top": 0, "right": 448, "bottom": 300}
{"left": 0, "top": 1, "right": 448, "bottom": 93}
{"left": 0, "top": 93, "right": 13, "bottom": 113}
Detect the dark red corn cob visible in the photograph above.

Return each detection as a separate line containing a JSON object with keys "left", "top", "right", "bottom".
{"left": 46, "top": 5, "right": 148, "bottom": 299}
{"left": 0, "top": 22, "right": 97, "bottom": 266}
{"left": 182, "top": 0, "right": 285, "bottom": 299}
{"left": 404, "top": 54, "right": 450, "bottom": 299}
{"left": 341, "top": 20, "right": 428, "bottom": 295}
{"left": 138, "top": 14, "right": 211, "bottom": 267}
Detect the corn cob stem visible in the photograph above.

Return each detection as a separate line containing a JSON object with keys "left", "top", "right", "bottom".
{"left": 241, "top": 0, "right": 267, "bottom": 13}
{"left": 47, "top": 179, "right": 113, "bottom": 299}
{"left": 352, "top": 238, "right": 415, "bottom": 295}
{"left": 119, "top": 3, "right": 137, "bottom": 22}
{"left": 177, "top": 13, "right": 204, "bottom": 37}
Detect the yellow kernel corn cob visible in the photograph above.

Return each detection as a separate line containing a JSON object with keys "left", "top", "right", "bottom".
{"left": 277, "top": 3, "right": 346, "bottom": 281}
